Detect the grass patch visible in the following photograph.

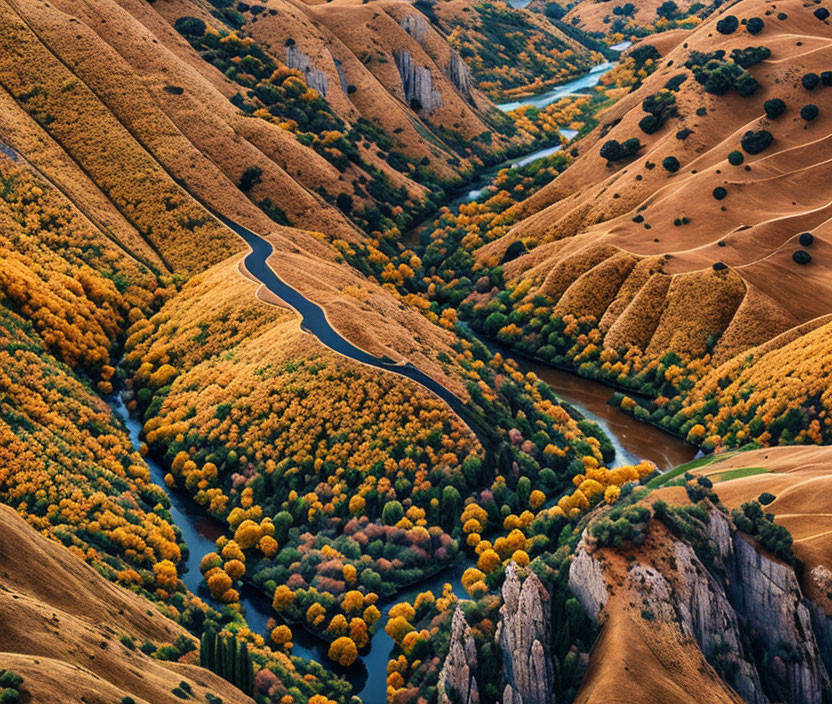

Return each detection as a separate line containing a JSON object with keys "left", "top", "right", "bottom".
{"left": 647, "top": 453, "right": 725, "bottom": 488}
{"left": 708, "top": 466, "right": 770, "bottom": 483}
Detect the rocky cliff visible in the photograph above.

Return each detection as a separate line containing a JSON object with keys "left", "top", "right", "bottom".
{"left": 285, "top": 45, "right": 329, "bottom": 97}
{"left": 569, "top": 508, "right": 832, "bottom": 704}
{"left": 438, "top": 605, "right": 480, "bottom": 704}
{"left": 496, "top": 563, "right": 556, "bottom": 704}
{"left": 448, "top": 51, "right": 474, "bottom": 101}
{"left": 394, "top": 51, "right": 444, "bottom": 113}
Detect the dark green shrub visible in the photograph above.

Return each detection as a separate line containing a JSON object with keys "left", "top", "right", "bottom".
{"left": 792, "top": 250, "right": 812, "bottom": 265}
{"left": 238, "top": 166, "right": 262, "bottom": 192}
{"left": 800, "top": 104, "right": 819, "bottom": 121}
{"left": 745, "top": 17, "right": 764, "bottom": 34}
{"left": 741, "top": 129, "right": 773, "bottom": 154}
{"left": 815, "top": 7, "right": 830, "bottom": 20}
{"left": 600, "top": 138, "right": 642, "bottom": 163}
{"left": 0, "top": 672, "right": 23, "bottom": 690}
{"left": 712, "top": 187, "right": 727, "bottom": 200}
{"left": 732, "top": 500, "right": 793, "bottom": 563}
{"left": 730, "top": 46, "right": 770, "bottom": 68}
{"left": 662, "top": 156, "right": 680, "bottom": 172}
{"left": 763, "top": 97, "right": 786, "bottom": 118}
{"left": 758, "top": 492, "right": 776, "bottom": 505}
{"left": 802, "top": 72, "right": 820, "bottom": 90}
{"left": 727, "top": 150, "right": 744, "bottom": 165}
{"left": 174, "top": 17, "right": 207, "bottom": 35}
{"left": 639, "top": 114, "right": 662, "bottom": 134}
{"left": 822, "top": 71, "right": 832, "bottom": 86}
{"left": 664, "top": 73, "right": 688, "bottom": 91}
{"left": 799, "top": 232, "right": 814, "bottom": 246}
{"left": 716, "top": 15, "right": 739, "bottom": 33}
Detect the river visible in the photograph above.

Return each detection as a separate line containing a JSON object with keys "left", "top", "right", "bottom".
{"left": 403, "top": 55, "right": 621, "bottom": 248}
{"left": 106, "top": 51, "right": 692, "bottom": 704}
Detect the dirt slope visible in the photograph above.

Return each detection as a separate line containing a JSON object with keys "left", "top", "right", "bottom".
{"left": 0, "top": 504, "right": 252, "bottom": 704}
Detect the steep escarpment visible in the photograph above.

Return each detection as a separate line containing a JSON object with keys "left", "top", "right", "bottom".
{"left": 569, "top": 494, "right": 832, "bottom": 703}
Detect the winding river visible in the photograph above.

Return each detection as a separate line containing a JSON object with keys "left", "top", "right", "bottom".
{"left": 106, "top": 57, "right": 692, "bottom": 704}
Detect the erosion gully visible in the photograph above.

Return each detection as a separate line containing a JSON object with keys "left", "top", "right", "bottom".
{"left": 107, "top": 53, "right": 695, "bottom": 703}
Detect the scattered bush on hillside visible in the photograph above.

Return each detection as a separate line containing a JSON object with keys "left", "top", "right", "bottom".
{"left": 638, "top": 91, "right": 677, "bottom": 134}
{"left": 741, "top": 129, "right": 773, "bottom": 154}
{"left": 239, "top": 166, "right": 262, "bottom": 192}
{"left": 801, "top": 104, "right": 820, "bottom": 122}
{"left": 662, "top": 155, "right": 680, "bottom": 172}
{"left": 716, "top": 15, "right": 739, "bottom": 33}
{"left": 698, "top": 62, "right": 759, "bottom": 95}
{"left": 0, "top": 670, "right": 23, "bottom": 704}
{"left": 802, "top": 72, "right": 820, "bottom": 90}
{"left": 822, "top": 71, "right": 832, "bottom": 86}
{"left": 174, "top": 17, "right": 207, "bottom": 35}
{"left": 815, "top": 7, "right": 830, "bottom": 20}
{"left": 763, "top": 97, "right": 786, "bottom": 118}
{"left": 664, "top": 73, "right": 688, "bottom": 91}
{"left": 730, "top": 46, "right": 771, "bottom": 68}
{"left": 745, "top": 17, "right": 765, "bottom": 34}
{"left": 758, "top": 492, "right": 776, "bottom": 506}
{"left": 712, "top": 187, "right": 727, "bottom": 200}
{"left": 600, "top": 138, "right": 642, "bottom": 163}
{"left": 728, "top": 150, "right": 744, "bottom": 165}
{"left": 799, "top": 232, "right": 814, "bottom": 246}
{"left": 793, "top": 250, "right": 812, "bottom": 265}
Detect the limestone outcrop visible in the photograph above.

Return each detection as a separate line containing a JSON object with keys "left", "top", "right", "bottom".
{"left": 394, "top": 51, "right": 443, "bottom": 112}
{"left": 496, "top": 562, "right": 556, "bottom": 704}
{"left": 438, "top": 605, "right": 479, "bottom": 704}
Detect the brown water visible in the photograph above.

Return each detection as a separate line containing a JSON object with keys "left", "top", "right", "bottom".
{"left": 475, "top": 336, "right": 698, "bottom": 471}
{"left": 522, "top": 359, "right": 698, "bottom": 470}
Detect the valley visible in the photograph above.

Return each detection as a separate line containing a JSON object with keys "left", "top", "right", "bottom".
{"left": 0, "top": 0, "right": 831, "bottom": 703}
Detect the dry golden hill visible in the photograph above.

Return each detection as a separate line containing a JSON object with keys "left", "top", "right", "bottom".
{"left": 0, "top": 0, "right": 512, "bottom": 393}
{"left": 562, "top": 0, "right": 715, "bottom": 35}
{"left": 0, "top": 0, "right": 541, "bottom": 278}
{"left": 0, "top": 503, "right": 253, "bottom": 704}
{"left": 480, "top": 0, "right": 832, "bottom": 364}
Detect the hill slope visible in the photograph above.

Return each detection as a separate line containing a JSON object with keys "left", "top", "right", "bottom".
{"left": 0, "top": 504, "right": 254, "bottom": 704}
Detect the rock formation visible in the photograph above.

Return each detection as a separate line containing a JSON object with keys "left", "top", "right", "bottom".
{"left": 285, "top": 46, "right": 329, "bottom": 96}
{"left": 569, "top": 509, "right": 832, "bottom": 704}
{"left": 401, "top": 14, "right": 429, "bottom": 44}
{"left": 448, "top": 51, "right": 473, "bottom": 101}
{"left": 394, "top": 51, "right": 443, "bottom": 113}
{"left": 438, "top": 605, "right": 479, "bottom": 704}
{"left": 496, "top": 562, "right": 556, "bottom": 704}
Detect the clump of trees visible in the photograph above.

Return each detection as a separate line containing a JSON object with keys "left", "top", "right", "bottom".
{"left": 741, "top": 129, "right": 773, "bottom": 154}
{"left": 600, "top": 138, "right": 643, "bottom": 163}
{"left": 638, "top": 90, "right": 677, "bottom": 134}
{"left": 686, "top": 50, "right": 760, "bottom": 96}
{"left": 732, "top": 500, "right": 794, "bottom": 562}
{"left": 0, "top": 671, "right": 24, "bottom": 704}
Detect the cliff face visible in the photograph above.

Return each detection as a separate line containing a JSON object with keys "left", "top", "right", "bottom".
{"left": 569, "top": 509, "right": 832, "bottom": 704}
{"left": 438, "top": 605, "right": 480, "bottom": 704}
{"left": 496, "top": 563, "right": 556, "bottom": 704}
{"left": 285, "top": 45, "right": 329, "bottom": 96}
{"left": 447, "top": 51, "right": 474, "bottom": 101}
{"left": 395, "top": 51, "right": 444, "bottom": 113}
